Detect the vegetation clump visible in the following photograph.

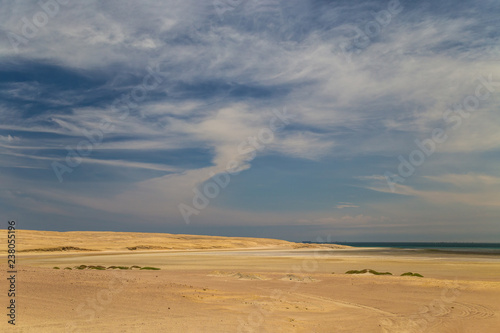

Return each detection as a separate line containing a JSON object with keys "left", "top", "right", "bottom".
{"left": 88, "top": 265, "right": 106, "bottom": 270}
{"left": 20, "top": 246, "right": 96, "bottom": 252}
{"left": 401, "top": 272, "right": 424, "bottom": 277}
{"left": 56, "top": 264, "right": 160, "bottom": 271}
{"left": 345, "top": 269, "right": 392, "bottom": 275}
{"left": 345, "top": 269, "right": 365, "bottom": 274}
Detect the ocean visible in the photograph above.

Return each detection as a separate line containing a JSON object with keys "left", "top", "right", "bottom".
{"left": 334, "top": 242, "right": 500, "bottom": 250}
{"left": 330, "top": 242, "right": 500, "bottom": 255}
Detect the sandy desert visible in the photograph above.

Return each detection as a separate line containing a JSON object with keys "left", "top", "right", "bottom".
{"left": 1, "top": 230, "right": 499, "bottom": 332}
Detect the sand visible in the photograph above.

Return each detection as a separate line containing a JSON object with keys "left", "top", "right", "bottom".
{"left": 1, "top": 230, "right": 499, "bottom": 332}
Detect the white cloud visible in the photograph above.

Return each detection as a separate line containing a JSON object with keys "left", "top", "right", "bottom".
{"left": 270, "top": 131, "right": 335, "bottom": 160}
{"left": 336, "top": 202, "right": 359, "bottom": 209}
{"left": 0, "top": 134, "right": 18, "bottom": 143}
{"left": 364, "top": 173, "right": 500, "bottom": 208}
{"left": 314, "top": 215, "right": 387, "bottom": 225}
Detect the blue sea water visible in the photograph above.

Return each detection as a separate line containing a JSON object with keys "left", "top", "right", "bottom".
{"left": 330, "top": 242, "right": 500, "bottom": 254}
{"left": 335, "top": 242, "right": 500, "bottom": 250}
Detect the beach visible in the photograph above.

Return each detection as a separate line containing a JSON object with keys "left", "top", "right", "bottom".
{"left": 1, "top": 230, "right": 499, "bottom": 332}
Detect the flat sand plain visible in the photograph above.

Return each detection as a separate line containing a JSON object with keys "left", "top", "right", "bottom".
{"left": 1, "top": 230, "right": 499, "bottom": 332}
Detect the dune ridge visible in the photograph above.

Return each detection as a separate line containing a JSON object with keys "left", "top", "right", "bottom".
{"left": 0, "top": 229, "right": 351, "bottom": 252}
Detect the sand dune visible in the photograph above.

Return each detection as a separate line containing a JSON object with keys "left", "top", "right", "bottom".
{"left": 1, "top": 230, "right": 349, "bottom": 252}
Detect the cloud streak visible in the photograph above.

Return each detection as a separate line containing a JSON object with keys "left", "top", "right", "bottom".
{"left": 0, "top": 0, "right": 499, "bottom": 241}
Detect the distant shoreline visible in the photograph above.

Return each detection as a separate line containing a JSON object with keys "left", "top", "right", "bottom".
{"left": 303, "top": 241, "right": 500, "bottom": 250}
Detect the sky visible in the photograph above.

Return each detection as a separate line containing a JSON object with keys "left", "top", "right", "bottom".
{"left": 0, "top": 0, "right": 499, "bottom": 242}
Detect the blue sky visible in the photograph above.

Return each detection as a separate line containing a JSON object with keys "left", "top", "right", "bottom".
{"left": 1, "top": 0, "right": 499, "bottom": 241}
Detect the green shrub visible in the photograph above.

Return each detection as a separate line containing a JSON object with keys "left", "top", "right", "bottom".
{"left": 401, "top": 272, "right": 423, "bottom": 277}
{"left": 65, "top": 264, "right": 161, "bottom": 271}
{"left": 369, "top": 269, "right": 392, "bottom": 275}
{"left": 345, "top": 269, "right": 392, "bottom": 275}
{"left": 88, "top": 265, "right": 106, "bottom": 270}
{"left": 53, "top": 267, "right": 60, "bottom": 269}
{"left": 346, "top": 269, "right": 367, "bottom": 274}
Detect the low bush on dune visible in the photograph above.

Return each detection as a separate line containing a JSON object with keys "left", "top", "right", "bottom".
{"left": 401, "top": 272, "right": 424, "bottom": 277}
{"left": 21, "top": 246, "right": 96, "bottom": 252}
{"left": 55, "top": 265, "right": 160, "bottom": 271}
{"left": 345, "top": 269, "right": 392, "bottom": 275}
{"left": 345, "top": 269, "right": 366, "bottom": 274}
{"left": 88, "top": 265, "right": 106, "bottom": 270}
{"left": 369, "top": 269, "right": 392, "bottom": 275}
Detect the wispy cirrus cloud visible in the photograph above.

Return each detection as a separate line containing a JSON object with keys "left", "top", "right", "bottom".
{"left": 336, "top": 202, "right": 359, "bottom": 209}
{"left": 361, "top": 172, "right": 500, "bottom": 208}
{"left": 0, "top": 0, "right": 499, "bottom": 241}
